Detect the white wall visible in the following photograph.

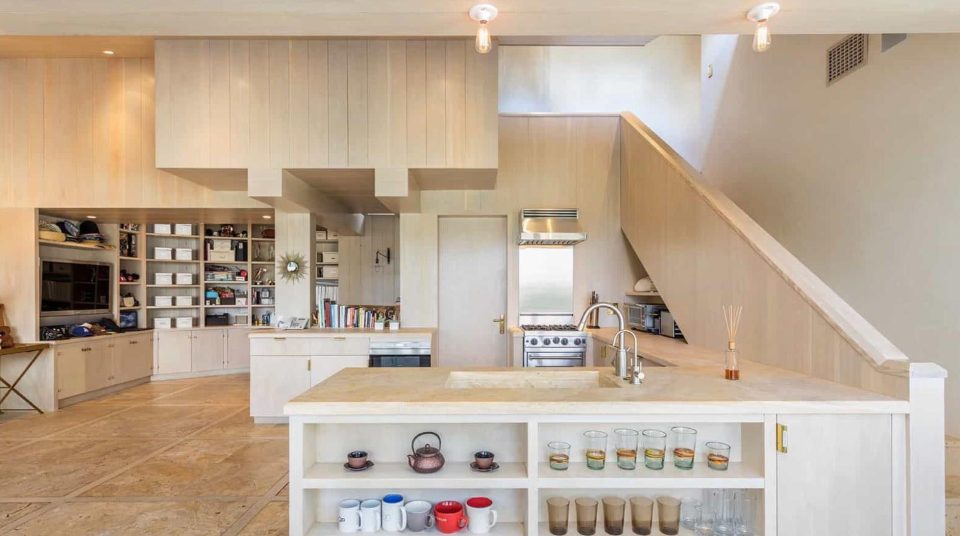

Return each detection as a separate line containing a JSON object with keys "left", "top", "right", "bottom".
{"left": 700, "top": 33, "right": 960, "bottom": 434}
{"left": 499, "top": 36, "right": 702, "bottom": 167}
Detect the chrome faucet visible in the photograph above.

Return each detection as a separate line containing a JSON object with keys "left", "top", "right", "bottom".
{"left": 577, "top": 303, "right": 629, "bottom": 378}
{"left": 614, "top": 329, "right": 644, "bottom": 385}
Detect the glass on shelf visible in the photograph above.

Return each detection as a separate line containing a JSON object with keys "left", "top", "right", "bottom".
{"left": 641, "top": 429, "right": 666, "bottom": 470}
{"left": 671, "top": 426, "right": 697, "bottom": 470}
{"left": 706, "top": 441, "right": 731, "bottom": 471}
{"left": 547, "top": 497, "right": 570, "bottom": 536}
{"left": 575, "top": 497, "right": 598, "bottom": 536}
{"left": 614, "top": 428, "right": 639, "bottom": 470}
{"left": 548, "top": 441, "right": 571, "bottom": 471}
{"left": 583, "top": 430, "right": 608, "bottom": 470}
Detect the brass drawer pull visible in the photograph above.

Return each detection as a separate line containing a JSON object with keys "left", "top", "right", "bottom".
{"left": 776, "top": 423, "right": 788, "bottom": 454}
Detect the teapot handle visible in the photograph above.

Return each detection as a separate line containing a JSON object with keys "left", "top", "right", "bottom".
{"left": 411, "top": 431, "right": 442, "bottom": 453}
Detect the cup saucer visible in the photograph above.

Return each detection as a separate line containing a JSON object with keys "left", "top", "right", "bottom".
{"left": 343, "top": 461, "right": 375, "bottom": 472}
{"left": 470, "top": 461, "right": 499, "bottom": 473}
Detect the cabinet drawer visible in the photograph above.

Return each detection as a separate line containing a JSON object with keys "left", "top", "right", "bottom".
{"left": 312, "top": 337, "right": 369, "bottom": 356}
{"left": 250, "top": 337, "right": 315, "bottom": 356}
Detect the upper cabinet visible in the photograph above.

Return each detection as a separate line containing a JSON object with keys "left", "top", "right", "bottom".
{"left": 155, "top": 39, "right": 498, "bottom": 171}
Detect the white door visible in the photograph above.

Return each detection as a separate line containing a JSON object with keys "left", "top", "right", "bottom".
{"left": 777, "top": 414, "right": 892, "bottom": 536}
{"left": 310, "top": 355, "right": 369, "bottom": 386}
{"left": 249, "top": 356, "right": 311, "bottom": 417}
{"left": 56, "top": 345, "right": 86, "bottom": 399}
{"left": 191, "top": 329, "right": 225, "bottom": 372}
{"left": 226, "top": 328, "right": 251, "bottom": 369}
{"left": 438, "top": 217, "right": 508, "bottom": 367}
{"left": 85, "top": 339, "right": 113, "bottom": 391}
{"left": 114, "top": 333, "right": 153, "bottom": 383}
{"left": 157, "top": 330, "right": 193, "bottom": 374}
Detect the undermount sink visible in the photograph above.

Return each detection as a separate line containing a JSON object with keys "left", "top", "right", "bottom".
{"left": 445, "top": 370, "right": 623, "bottom": 390}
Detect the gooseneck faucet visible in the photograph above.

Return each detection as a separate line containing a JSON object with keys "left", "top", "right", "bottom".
{"left": 577, "top": 303, "right": 628, "bottom": 378}
{"left": 614, "top": 329, "right": 644, "bottom": 384}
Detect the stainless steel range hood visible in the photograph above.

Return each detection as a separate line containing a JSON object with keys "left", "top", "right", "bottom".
{"left": 518, "top": 208, "right": 587, "bottom": 246}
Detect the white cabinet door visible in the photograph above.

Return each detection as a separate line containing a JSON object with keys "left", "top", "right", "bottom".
{"left": 309, "top": 355, "right": 369, "bottom": 386}
{"left": 157, "top": 330, "right": 193, "bottom": 374}
{"left": 56, "top": 344, "right": 86, "bottom": 399}
{"left": 226, "top": 329, "right": 251, "bottom": 369}
{"left": 777, "top": 414, "right": 892, "bottom": 536}
{"left": 114, "top": 333, "right": 153, "bottom": 383}
{"left": 250, "top": 356, "right": 311, "bottom": 418}
{"left": 191, "top": 329, "right": 225, "bottom": 372}
{"left": 84, "top": 339, "right": 114, "bottom": 392}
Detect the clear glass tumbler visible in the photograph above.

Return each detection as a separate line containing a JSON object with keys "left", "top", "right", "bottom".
{"left": 642, "top": 430, "right": 666, "bottom": 470}
{"left": 548, "top": 441, "right": 571, "bottom": 471}
{"left": 681, "top": 498, "right": 701, "bottom": 530}
{"left": 583, "top": 430, "right": 608, "bottom": 470}
{"left": 706, "top": 441, "right": 731, "bottom": 471}
{"left": 671, "top": 426, "right": 697, "bottom": 470}
{"left": 615, "top": 428, "right": 640, "bottom": 470}
{"left": 735, "top": 494, "right": 757, "bottom": 536}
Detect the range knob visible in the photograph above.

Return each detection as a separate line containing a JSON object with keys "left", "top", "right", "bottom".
{"left": 528, "top": 338, "right": 538, "bottom": 345}
{"left": 561, "top": 338, "right": 569, "bottom": 345}
{"left": 552, "top": 336, "right": 560, "bottom": 344}
{"left": 573, "top": 338, "right": 583, "bottom": 345}
{"left": 543, "top": 338, "right": 551, "bottom": 346}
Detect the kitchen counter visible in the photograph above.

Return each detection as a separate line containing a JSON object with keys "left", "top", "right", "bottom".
{"left": 249, "top": 327, "right": 435, "bottom": 338}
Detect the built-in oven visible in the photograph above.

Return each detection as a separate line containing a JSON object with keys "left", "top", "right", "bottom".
{"left": 369, "top": 340, "right": 432, "bottom": 367}
{"left": 524, "top": 348, "right": 585, "bottom": 368}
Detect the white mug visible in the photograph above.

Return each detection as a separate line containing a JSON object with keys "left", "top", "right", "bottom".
{"left": 360, "top": 499, "right": 382, "bottom": 533}
{"left": 338, "top": 499, "right": 361, "bottom": 533}
{"left": 382, "top": 494, "right": 408, "bottom": 532}
{"left": 466, "top": 497, "right": 498, "bottom": 534}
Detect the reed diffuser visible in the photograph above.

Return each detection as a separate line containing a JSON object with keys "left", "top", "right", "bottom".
{"left": 722, "top": 305, "right": 743, "bottom": 380}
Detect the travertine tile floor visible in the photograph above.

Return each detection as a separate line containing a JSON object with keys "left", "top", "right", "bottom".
{"left": 0, "top": 374, "right": 289, "bottom": 535}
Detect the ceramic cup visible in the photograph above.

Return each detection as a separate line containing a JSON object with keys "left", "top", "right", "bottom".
{"left": 347, "top": 450, "right": 368, "bottom": 469}
{"left": 435, "top": 500, "right": 468, "bottom": 534}
{"left": 382, "top": 494, "right": 407, "bottom": 532}
{"left": 466, "top": 497, "right": 498, "bottom": 534}
{"left": 405, "top": 500, "right": 435, "bottom": 532}
{"left": 338, "top": 499, "right": 362, "bottom": 533}
{"left": 360, "top": 499, "right": 382, "bottom": 533}
{"left": 474, "top": 451, "right": 495, "bottom": 470}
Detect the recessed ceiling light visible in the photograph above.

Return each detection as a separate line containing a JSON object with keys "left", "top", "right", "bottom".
{"left": 262, "top": 215, "right": 272, "bottom": 220}
{"left": 86, "top": 215, "right": 97, "bottom": 219}
{"left": 102, "top": 50, "right": 115, "bottom": 56}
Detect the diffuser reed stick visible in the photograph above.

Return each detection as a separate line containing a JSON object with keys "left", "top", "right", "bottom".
{"left": 722, "top": 305, "right": 743, "bottom": 380}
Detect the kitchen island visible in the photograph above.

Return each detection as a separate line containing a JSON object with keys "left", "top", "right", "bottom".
{"left": 283, "top": 347, "right": 930, "bottom": 536}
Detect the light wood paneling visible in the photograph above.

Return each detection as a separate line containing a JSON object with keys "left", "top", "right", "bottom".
{"left": 0, "top": 209, "right": 39, "bottom": 341}
{"left": 327, "top": 40, "right": 350, "bottom": 168}
{"left": 338, "top": 215, "right": 399, "bottom": 306}
{"left": 405, "top": 40, "right": 427, "bottom": 168}
{"left": 399, "top": 214, "right": 438, "bottom": 328}
{"left": 619, "top": 112, "right": 909, "bottom": 397}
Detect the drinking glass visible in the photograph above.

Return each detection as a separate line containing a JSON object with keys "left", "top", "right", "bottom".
{"left": 657, "top": 497, "right": 681, "bottom": 535}
{"left": 671, "top": 426, "right": 697, "bottom": 470}
{"left": 681, "top": 498, "right": 701, "bottom": 530}
{"left": 735, "top": 494, "right": 757, "bottom": 536}
{"left": 549, "top": 441, "right": 571, "bottom": 471}
{"left": 602, "top": 497, "right": 626, "bottom": 535}
{"left": 714, "top": 490, "right": 737, "bottom": 536}
{"left": 583, "top": 431, "right": 608, "bottom": 470}
{"left": 696, "top": 504, "right": 716, "bottom": 536}
{"left": 575, "top": 497, "right": 599, "bottom": 536}
{"left": 628, "top": 497, "right": 653, "bottom": 536}
{"left": 641, "top": 430, "right": 666, "bottom": 470}
{"left": 547, "top": 497, "right": 570, "bottom": 536}
{"left": 706, "top": 441, "right": 731, "bottom": 471}
{"left": 614, "top": 428, "right": 639, "bottom": 470}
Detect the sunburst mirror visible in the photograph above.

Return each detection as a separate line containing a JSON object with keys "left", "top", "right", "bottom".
{"left": 277, "top": 252, "right": 308, "bottom": 283}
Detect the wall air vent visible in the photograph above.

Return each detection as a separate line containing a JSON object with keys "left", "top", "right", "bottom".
{"left": 827, "top": 34, "right": 868, "bottom": 85}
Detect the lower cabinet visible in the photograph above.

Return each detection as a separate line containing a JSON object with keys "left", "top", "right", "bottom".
{"left": 84, "top": 339, "right": 114, "bottom": 392}
{"left": 250, "top": 356, "right": 312, "bottom": 418}
{"left": 115, "top": 332, "right": 153, "bottom": 382}
{"left": 156, "top": 328, "right": 252, "bottom": 375}
{"left": 55, "top": 332, "right": 155, "bottom": 401}
{"left": 226, "top": 329, "right": 251, "bottom": 369}
{"left": 191, "top": 330, "right": 226, "bottom": 372}
{"left": 55, "top": 344, "right": 87, "bottom": 399}
{"left": 156, "top": 330, "right": 193, "bottom": 374}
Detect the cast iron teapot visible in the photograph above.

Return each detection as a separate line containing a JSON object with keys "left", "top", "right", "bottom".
{"left": 407, "top": 431, "right": 445, "bottom": 474}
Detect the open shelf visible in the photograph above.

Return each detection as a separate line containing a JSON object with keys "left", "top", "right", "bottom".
{"left": 537, "top": 523, "right": 687, "bottom": 536}
{"left": 146, "top": 233, "right": 200, "bottom": 238}
{"left": 625, "top": 290, "right": 661, "bottom": 297}
{"left": 147, "top": 284, "right": 200, "bottom": 288}
{"left": 38, "top": 239, "right": 115, "bottom": 251}
{"left": 307, "top": 523, "right": 525, "bottom": 536}
{"left": 119, "top": 255, "right": 142, "bottom": 261}
{"left": 147, "top": 259, "right": 201, "bottom": 264}
{"left": 303, "top": 462, "right": 529, "bottom": 489}
{"left": 147, "top": 305, "right": 201, "bottom": 310}
{"left": 536, "top": 462, "right": 763, "bottom": 489}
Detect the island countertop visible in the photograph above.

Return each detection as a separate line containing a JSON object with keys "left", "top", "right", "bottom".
{"left": 284, "top": 361, "right": 908, "bottom": 416}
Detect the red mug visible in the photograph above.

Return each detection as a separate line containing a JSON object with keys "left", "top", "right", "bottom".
{"left": 434, "top": 500, "right": 468, "bottom": 534}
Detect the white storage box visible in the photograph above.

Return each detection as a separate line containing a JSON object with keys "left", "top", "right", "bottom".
{"left": 207, "top": 249, "right": 235, "bottom": 262}
{"left": 155, "top": 272, "right": 173, "bottom": 285}
{"left": 155, "top": 296, "right": 174, "bottom": 307}
{"left": 175, "top": 248, "right": 193, "bottom": 261}
{"left": 174, "top": 224, "right": 193, "bottom": 236}
{"left": 321, "top": 266, "right": 339, "bottom": 278}
{"left": 210, "top": 239, "right": 232, "bottom": 252}
{"left": 175, "top": 296, "right": 192, "bottom": 306}
{"left": 175, "top": 273, "right": 193, "bottom": 285}
{"left": 154, "top": 247, "right": 172, "bottom": 260}
{"left": 154, "top": 318, "right": 172, "bottom": 329}
{"left": 175, "top": 316, "right": 193, "bottom": 328}
{"left": 153, "top": 223, "right": 172, "bottom": 235}
{"left": 327, "top": 231, "right": 340, "bottom": 239}
{"left": 236, "top": 297, "right": 248, "bottom": 306}
{"left": 316, "top": 230, "right": 327, "bottom": 240}
{"left": 321, "top": 252, "right": 339, "bottom": 263}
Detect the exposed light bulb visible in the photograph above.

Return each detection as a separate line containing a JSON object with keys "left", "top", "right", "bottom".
{"left": 469, "top": 4, "right": 498, "bottom": 55}
{"left": 753, "top": 20, "right": 771, "bottom": 52}
{"left": 475, "top": 21, "right": 492, "bottom": 54}
{"left": 102, "top": 50, "right": 114, "bottom": 55}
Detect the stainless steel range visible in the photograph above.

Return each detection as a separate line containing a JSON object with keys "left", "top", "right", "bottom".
{"left": 521, "top": 324, "right": 587, "bottom": 367}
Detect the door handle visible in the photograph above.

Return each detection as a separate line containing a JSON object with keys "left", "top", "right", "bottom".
{"left": 776, "top": 423, "right": 788, "bottom": 453}
{"left": 492, "top": 314, "right": 505, "bottom": 334}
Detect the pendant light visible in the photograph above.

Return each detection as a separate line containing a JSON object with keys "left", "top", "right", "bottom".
{"left": 746, "top": 2, "right": 780, "bottom": 53}
{"left": 469, "top": 4, "right": 498, "bottom": 54}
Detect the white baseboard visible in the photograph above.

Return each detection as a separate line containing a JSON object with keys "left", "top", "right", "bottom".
{"left": 150, "top": 367, "right": 250, "bottom": 382}
{"left": 58, "top": 376, "right": 151, "bottom": 408}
